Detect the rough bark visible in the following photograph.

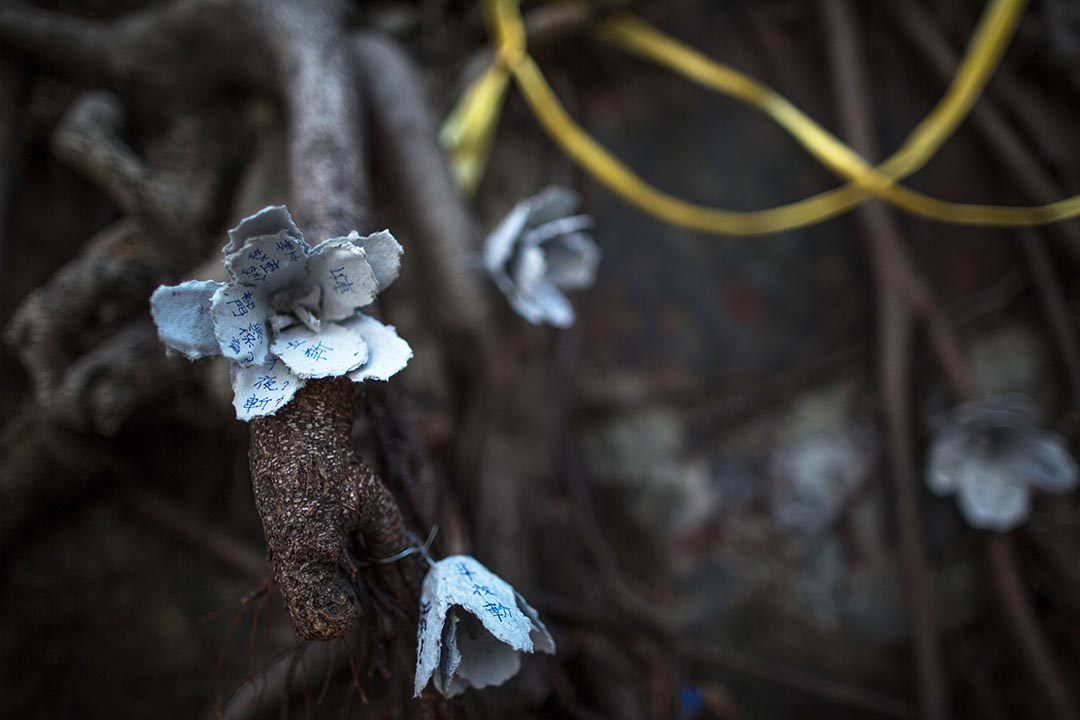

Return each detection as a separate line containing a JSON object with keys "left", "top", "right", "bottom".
{"left": 249, "top": 378, "right": 415, "bottom": 640}
{"left": 6, "top": 93, "right": 244, "bottom": 432}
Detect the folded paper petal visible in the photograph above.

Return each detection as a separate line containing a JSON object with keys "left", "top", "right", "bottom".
{"left": 224, "top": 205, "right": 305, "bottom": 256}
{"left": 150, "top": 280, "right": 225, "bottom": 359}
{"left": 230, "top": 358, "right": 306, "bottom": 420}
{"left": 504, "top": 280, "right": 573, "bottom": 329}
{"left": 957, "top": 460, "right": 1029, "bottom": 531}
{"left": 544, "top": 232, "right": 600, "bottom": 290}
{"left": 341, "top": 313, "right": 413, "bottom": 382}
{"left": 224, "top": 231, "right": 310, "bottom": 294}
{"left": 1020, "top": 435, "right": 1079, "bottom": 493}
{"left": 511, "top": 244, "right": 547, "bottom": 298}
{"left": 515, "top": 591, "right": 556, "bottom": 654}
{"left": 525, "top": 186, "right": 580, "bottom": 227}
{"left": 307, "top": 243, "right": 379, "bottom": 322}
{"left": 437, "top": 613, "right": 466, "bottom": 695}
{"left": 523, "top": 282, "right": 574, "bottom": 329}
{"left": 504, "top": 285, "right": 545, "bottom": 326}
{"left": 520, "top": 215, "right": 593, "bottom": 247}
{"left": 926, "top": 427, "right": 968, "bottom": 496}
{"left": 274, "top": 284, "right": 322, "bottom": 333}
{"left": 446, "top": 614, "right": 525, "bottom": 695}
{"left": 270, "top": 322, "right": 368, "bottom": 379}
{"left": 211, "top": 285, "right": 270, "bottom": 368}
{"left": 353, "top": 230, "right": 404, "bottom": 291}
{"left": 482, "top": 201, "right": 531, "bottom": 275}
{"left": 414, "top": 555, "right": 555, "bottom": 698}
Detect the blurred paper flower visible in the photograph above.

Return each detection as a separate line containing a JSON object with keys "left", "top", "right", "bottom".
{"left": 150, "top": 206, "right": 411, "bottom": 420}
{"left": 483, "top": 187, "right": 599, "bottom": 328}
{"left": 414, "top": 555, "right": 555, "bottom": 698}
{"left": 926, "top": 395, "right": 1078, "bottom": 531}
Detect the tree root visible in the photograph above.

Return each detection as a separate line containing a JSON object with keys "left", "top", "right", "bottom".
{"left": 5, "top": 87, "right": 246, "bottom": 433}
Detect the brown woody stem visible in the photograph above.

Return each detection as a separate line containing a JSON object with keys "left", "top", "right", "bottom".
{"left": 244, "top": 0, "right": 416, "bottom": 640}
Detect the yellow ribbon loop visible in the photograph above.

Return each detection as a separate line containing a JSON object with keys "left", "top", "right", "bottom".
{"left": 446, "top": 0, "right": 1080, "bottom": 234}
{"left": 440, "top": 63, "right": 512, "bottom": 195}
{"left": 490, "top": 0, "right": 527, "bottom": 69}
{"left": 439, "top": 0, "right": 527, "bottom": 194}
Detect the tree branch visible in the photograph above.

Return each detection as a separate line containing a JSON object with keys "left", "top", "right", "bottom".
{"left": 820, "top": 1, "right": 948, "bottom": 717}
{"left": 352, "top": 32, "right": 494, "bottom": 349}
{"left": 241, "top": 0, "right": 420, "bottom": 642}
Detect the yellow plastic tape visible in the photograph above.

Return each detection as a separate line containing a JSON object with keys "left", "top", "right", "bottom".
{"left": 449, "top": 0, "right": 1080, "bottom": 234}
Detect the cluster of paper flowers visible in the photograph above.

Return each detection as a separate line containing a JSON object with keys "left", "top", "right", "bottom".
{"left": 150, "top": 206, "right": 412, "bottom": 420}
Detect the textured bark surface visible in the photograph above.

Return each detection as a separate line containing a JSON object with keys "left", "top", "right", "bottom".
{"left": 256, "top": 0, "right": 369, "bottom": 242}
{"left": 249, "top": 379, "right": 362, "bottom": 640}
{"left": 249, "top": 378, "right": 415, "bottom": 640}
{"left": 5, "top": 95, "right": 245, "bottom": 433}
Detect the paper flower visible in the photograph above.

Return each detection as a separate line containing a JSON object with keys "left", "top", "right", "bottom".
{"left": 926, "top": 395, "right": 1078, "bottom": 531}
{"left": 482, "top": 187, "right": 599, "bottom": 328}
{"left": 150, "top": 206, "right": 412, "bottom": 420}
{"left": 414, "top": 555, "right": 555, "bottom": 698}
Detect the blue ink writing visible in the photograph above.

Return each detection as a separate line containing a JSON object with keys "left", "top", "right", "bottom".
{"left": 304, "top": 341, "right": 332, "bottom": 361}
{"left": 482, "top": 602, "right": 511, "bottom": 621}
{"left": 243, "top": 396, "right": 272, "bottom": 412}
{"left": 227, "top": 290, "right": 256, "bottom": 318}
{"left": 238, "top": 322, "right": 263, "bottom": 348}
{"left": 240, "top": 265, "right": 265, "bottom": 283}
{"left": 275, "top": 239, "right": 299, "bottom": 262}
{"left": 329, "top": 266, "right": 354, "bottom": 295}
{"left": 253, "top": 374, "right": 286, "bottom": 391}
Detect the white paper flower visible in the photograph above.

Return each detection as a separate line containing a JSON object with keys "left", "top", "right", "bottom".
{"left": 150, "top": 206, "right": 412, "bottom": 420}
{"left": 414, "top": 555, "right": 555, "bottom": 698}
{"left": 926, "top": 395, "right": 1078, "bottom": 531}
{"left": 482, "top": 187, "right": 599, "bottom": 328}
